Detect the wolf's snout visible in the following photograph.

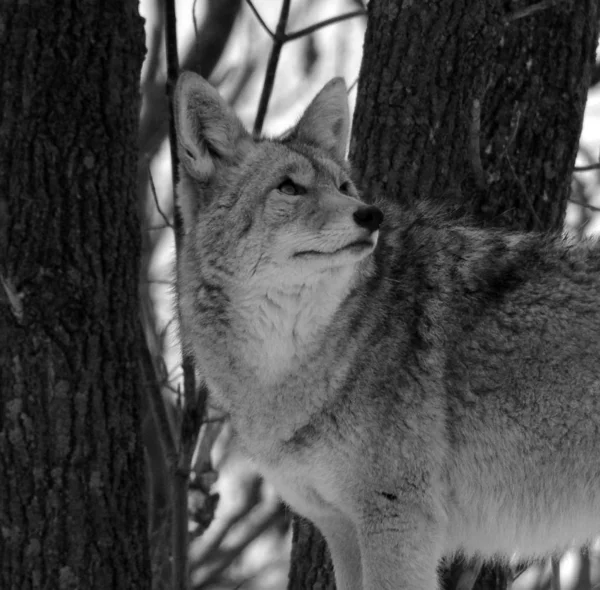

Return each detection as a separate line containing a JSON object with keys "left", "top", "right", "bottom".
{"left": 353, "top": 205, "right": 383, "bottom": 233}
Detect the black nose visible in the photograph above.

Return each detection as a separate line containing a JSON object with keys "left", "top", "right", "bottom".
{"left": 353, "top": 205, "right": 384, "bottom": 233}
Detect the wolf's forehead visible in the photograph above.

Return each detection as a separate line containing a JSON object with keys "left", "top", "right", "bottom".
{"left": 250, "top": 139, "right": 343, "bottom": 180}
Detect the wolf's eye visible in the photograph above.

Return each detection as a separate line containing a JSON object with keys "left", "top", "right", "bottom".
{"left": 278, "top": 178, "right": 305, "bottom": 196}
{"left": 339, "top": 181, "right": 351, "bottom": 195}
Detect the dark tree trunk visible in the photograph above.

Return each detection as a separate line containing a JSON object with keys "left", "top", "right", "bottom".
{"left": 476, "top": 1, "right": 596, "bottom": 232}
{"left": 289, "top": 518, "right": 336, "bottom": 590}
{"left": 0, "top": 2, "right": 150, "bottom": 589}
{"left": 287, "top": 0, "right": 598, "bottom": 588}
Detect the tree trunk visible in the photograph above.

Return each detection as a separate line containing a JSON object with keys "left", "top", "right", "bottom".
{"left": 0, "top": 2, "right": 150, "bottom": 589}
{"left": 287, "top": 0, "right": 598, "bottom": 588}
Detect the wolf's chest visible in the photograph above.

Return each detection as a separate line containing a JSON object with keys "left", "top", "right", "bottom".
{"left": 232, "top": 285, "right": 341, "bottom": 383}
{"left": 238, "top": 298, "right": 325, "bottom": 382}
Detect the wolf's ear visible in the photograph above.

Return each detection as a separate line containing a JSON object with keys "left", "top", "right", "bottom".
{"left": 293, "top": 78, "right": 350, "bottom": 160}
{"left": 174, "top": 72, "right": 249, "bottom": 180}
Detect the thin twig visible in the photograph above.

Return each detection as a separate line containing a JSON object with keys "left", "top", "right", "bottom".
{"left": 148, "top": 165, "right": 173, "bottom": 228}
{"left": 253, "top": 0, "right": 291, "bottom": 135}
{"left": 189, "top": 475, "right": 262, "bottom": 568}
{"left": 164, "top": 382, "right": 182, "bottom": 396}
{"left": 191, "top": 502, "right": 286, "bottom": 587}
{"left": 245, "top": 0, "right": 275, "bottom": 39}
{"left": 248, "top": 2, "right": 365, "bottom": 134}
{"left": 574, "top": 162, "right": 600, "bottom": 171}
{"left": 506, "top": 0, "right": 565, "bottom": 22}
{"left": 179, "top": 369, "right": 204, "bottom": 465}
{"left": 191, "top": 420, "right": 224, "bottom": 481}
{"left": 568, "top": 198, "right": 600, "bottom": 213}
{"left": 347, "top": 77, "right": 359, "bottom": 95}
{"left": 285, "top": 9, "right": 367, "bottom": 41}
{"left": 139, "top": 322, "right": 178, "bottom": 471}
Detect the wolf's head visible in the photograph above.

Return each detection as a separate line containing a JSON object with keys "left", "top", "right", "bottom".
{"left": 173, "top": 73, "right": 382, "bottom": 292}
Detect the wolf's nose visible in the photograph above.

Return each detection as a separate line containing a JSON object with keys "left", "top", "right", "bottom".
{"left": 353, "top": 205, "right": 384, "bottom": 233}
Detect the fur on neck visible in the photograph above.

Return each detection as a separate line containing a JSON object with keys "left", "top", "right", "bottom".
{"left": 228, "top": 266, "right": 358, "bottom": 385}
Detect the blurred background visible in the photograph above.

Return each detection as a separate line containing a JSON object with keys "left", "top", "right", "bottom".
{"left": 136, "top": 1, "right": 600, "bottom": 588}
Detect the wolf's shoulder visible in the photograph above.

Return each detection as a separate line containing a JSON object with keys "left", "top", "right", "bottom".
{"left": 371, "top": 198, "right": 600, "bottom": 305}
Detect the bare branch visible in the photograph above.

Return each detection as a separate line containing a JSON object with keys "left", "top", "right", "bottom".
{"left": 148, "top": 165, "right": 173, "bottom": 228}
{"left": 192, "top": 420, "right": 224, "bottom": 481}
{"left": 163, "top": 382, "right": 184, "bottom": 397}
{"left": 250, "top": 3, "right": 365, "bottom": 134}
{"left": 179, "top": 371, "right": 205, "bottom": 463}
{"left": 574, "top": 162, "right": 600, "bottom": 172}
{"left": 253, "top": 0, "right": 291, "bottom": 135}
{"left": 191, "top": 502, "right": 286, "bottom": 587}
{"left": 347, "top": 77, "right": 359, "bottom": 95}
{"left": 285, "top": 9, "right": 367, "bottom": 42}
{"left": 568, "top": 199, "right": 600, "bottom": 213}
{"left": 189, "top": 475, "right": 262, "bottom": 566}
{"left": 245, "top": 0, "right": 275, "bottom": 39}
{"left": 506, "top": 0, "right": 566, "bottom": 22}
{"left": 139, "top": 331, "right": 178, "bottom": 472}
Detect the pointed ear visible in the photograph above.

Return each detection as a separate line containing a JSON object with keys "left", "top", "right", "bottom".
{"left": 293, "top": 77, "right": 350, "bottom": 160}
{"left": 173, "top": 72, "right": 249, "bottom": 180}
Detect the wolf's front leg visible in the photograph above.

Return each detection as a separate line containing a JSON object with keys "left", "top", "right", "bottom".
{"left": 358, "top": 509, "right": 442, "bottom": 590}
{"left": 317, "top": 512, "right": 363, "bottom": 590}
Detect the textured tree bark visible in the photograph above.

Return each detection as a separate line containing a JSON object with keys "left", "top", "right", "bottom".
{"left": 287, "top": 0, "right": 598, "bottom": 588}
{"left": 289, "top": 518, "right": 336, "bottom": 590}
{"left": 476, "top": 1, "right": 597, "bottom": 232}
{"left": 0, "top": 2, "right": 150, "bottom": 589}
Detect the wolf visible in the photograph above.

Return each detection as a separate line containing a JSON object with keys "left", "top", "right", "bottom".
{"left": 173, "top": 71, "right": 600, "bottom": 590}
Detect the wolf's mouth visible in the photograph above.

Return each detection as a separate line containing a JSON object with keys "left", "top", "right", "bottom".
{"left": 293, "top": 239, "right": 375, "bottom": 258}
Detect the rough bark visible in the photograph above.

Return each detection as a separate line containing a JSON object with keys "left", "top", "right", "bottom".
{"left": 288, "top": 518, "right": 335, "bottom": 590}
{"left": 288, "top": 0, "right": 598, "bottom": 588}
{"left": 351, "top": 0, "right": 596, "bottom": 231}
{"left": 476, "top": 1, "right": 596, "bottom": 231}
{"left": 0, "top": 2, "right": 150, "bottom": 589}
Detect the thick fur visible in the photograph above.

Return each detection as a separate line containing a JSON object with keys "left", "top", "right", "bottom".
{"left": 174, "top": 72, "right": 600, "bottom": 590}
